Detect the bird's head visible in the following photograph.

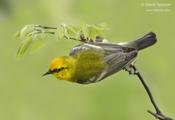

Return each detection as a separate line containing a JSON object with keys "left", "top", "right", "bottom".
{"left": 43, "top": 56, "right": 75, "bottom": 81}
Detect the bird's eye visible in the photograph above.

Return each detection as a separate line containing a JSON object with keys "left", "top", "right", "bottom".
{"left": 57, "top": 67, "right": 64, "bottom": 72}
{"left": 52, "top": 67, "right": 68, "bottom": 73}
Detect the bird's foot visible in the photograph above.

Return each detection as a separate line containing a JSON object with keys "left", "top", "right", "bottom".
{"left": 124, "top": 64, "right": 138, "bottom": 75}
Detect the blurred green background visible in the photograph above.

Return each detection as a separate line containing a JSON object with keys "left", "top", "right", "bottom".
{"left": 0, "top": 0, "right": 174, "bottom": 120}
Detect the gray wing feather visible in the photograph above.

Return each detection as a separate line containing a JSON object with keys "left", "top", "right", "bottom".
{"left": 91, "top": 42, "right": 138, "bottom": 79}
{"left": 69, "top": 43, "right": 103, "bottom": 56}
{"left": 103, "top": 51, "right": 137, "bottom": 79}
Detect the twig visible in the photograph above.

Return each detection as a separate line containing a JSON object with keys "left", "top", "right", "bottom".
{"left": 128, "top": 65, "right": 173, "bottom": 120}
{"left": 35, "top": 25, "right": 57, "bottom": 29}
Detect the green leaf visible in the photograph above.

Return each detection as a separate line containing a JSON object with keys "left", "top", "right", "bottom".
{"left": 66, "top": 25, "right": 76, "bottom": 37}
{"left": 17, "top": 37, "right": 33, "bottom": 57}
{"left": 19, "top": 25, "right": 35, "bottom": 40}
{"left": 81, "top": 24, "right": 106, "bottom": 41}
{"left": 56, "top": 25, "right": 65, "bottom": 39}
{"left": 81, "top": 24, "right": 89, "bottom": 39}
{"left": 15, "top": 31, "right": 20, "bottom": 40}
{"left": 64, "top": 24, "right": 83, "bottom": 40}
{"left": 29, "top": 36, "right": 44, "bottom": 54}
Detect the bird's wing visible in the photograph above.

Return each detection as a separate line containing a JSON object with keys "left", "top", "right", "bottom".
{"left": 69, "top": 42, "right": 138, "bottom": 83}
{"left": 91, "top": 42, "right": 138, "bottom": 79}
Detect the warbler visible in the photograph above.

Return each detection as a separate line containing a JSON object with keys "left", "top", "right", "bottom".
{"left": 43, "top": 32, "right": 157, "bottom": 84}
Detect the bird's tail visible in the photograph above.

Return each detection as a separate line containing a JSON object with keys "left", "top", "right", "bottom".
{"left": 119, "top": 32, "right": 157, "bottom": 51}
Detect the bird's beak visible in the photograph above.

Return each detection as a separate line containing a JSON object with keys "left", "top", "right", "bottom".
{"left": 42, "top": 71, "right": 52, "bottom": 77}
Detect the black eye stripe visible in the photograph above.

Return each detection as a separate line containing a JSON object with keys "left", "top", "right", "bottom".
{"left": 51, "top": 67, "right": 68, "bottom": 73}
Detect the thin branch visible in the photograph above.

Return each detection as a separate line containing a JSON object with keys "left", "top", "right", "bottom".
{"left": 63, "top": 35, "right": 85, "bottom": 43}
{"left": 35, "top": 25, "right": 57, "bottom": 29}
{"left": 128, "top": 65, "right": 173, "bottom": 120}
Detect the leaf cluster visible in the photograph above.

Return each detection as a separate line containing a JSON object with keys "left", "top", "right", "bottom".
{"left": 16, "top": 24, "right": 106, "bottom": 57}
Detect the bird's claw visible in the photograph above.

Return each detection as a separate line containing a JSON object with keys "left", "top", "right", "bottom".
{"left": 124, "top": 64, "right": 138, "bottom": 75}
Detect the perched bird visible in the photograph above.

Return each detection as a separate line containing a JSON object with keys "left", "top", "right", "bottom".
{"left": 43, "top": 32, "right": 157, "bottom": 84}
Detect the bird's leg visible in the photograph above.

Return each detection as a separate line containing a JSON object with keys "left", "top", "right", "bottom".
{"left": 124, "top": 64, "right": 173, "bottom": 120}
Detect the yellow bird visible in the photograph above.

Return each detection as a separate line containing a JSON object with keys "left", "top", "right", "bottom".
{"left": 43, "top": 32, "right": 157, "bottom": 84}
